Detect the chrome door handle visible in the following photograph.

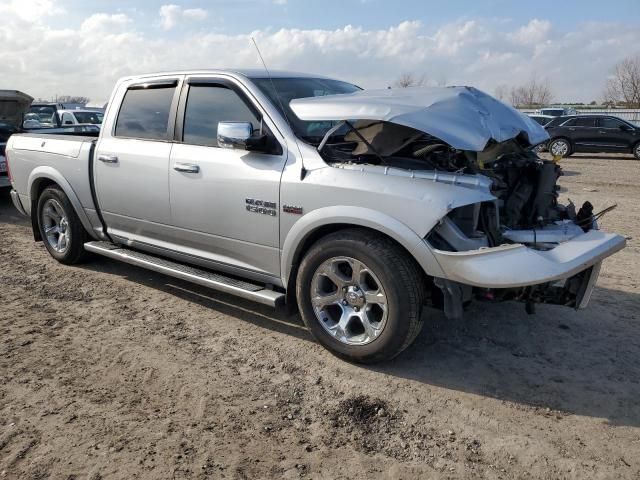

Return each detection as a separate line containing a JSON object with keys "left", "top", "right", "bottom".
{"left": 598, "top": 130, "right": 606, "bottom": 134}
{"left": 97, "top": 154, "right": 118, "bottom": 163}
{"left": 173, "top": 162, "right": 200, "bottom": 173}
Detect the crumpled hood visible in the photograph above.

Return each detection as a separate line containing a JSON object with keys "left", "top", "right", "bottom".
{"left": 289, "top": 86, "right": 549, "bottom": 151}
{"left": 0, "top": 90, "right": 33, "bottom": 131}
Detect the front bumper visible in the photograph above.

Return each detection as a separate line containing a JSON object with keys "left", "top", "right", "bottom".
{"left": 432, "top": 230, "right": 626, "bottom": 288}
{"left": 10, "top": 189, "right": 28, "bottom": 216}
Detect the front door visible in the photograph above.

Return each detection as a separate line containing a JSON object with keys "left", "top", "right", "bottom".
{"left": 95, "top": 79, "right": 181, "bottom": 244}
{"left": 168, "top": 78, "right": 287, "bottom": 278}
{"left": 563, "top": 116, "right": 599, "bottom": 151}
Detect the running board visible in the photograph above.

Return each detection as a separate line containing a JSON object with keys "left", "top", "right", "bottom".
{"left": 84, "top": 241, "right": 285, "bottom": 307}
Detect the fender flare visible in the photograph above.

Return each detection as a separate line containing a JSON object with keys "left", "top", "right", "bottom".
{"left": 27, "top": 166, "right": 96, "bottom": 237}
{"left": 280, "top": 205, "right": 446, "bottom": 286}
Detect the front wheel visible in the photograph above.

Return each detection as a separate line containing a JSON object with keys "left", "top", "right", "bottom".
{"left": 633, "top": 142, "right": 640, "bottom": 160}
{"left": 37, "top": 186, "right": 88, "bottom": 265}
{"left": 296, "top": 229, "right": 425, "bottom": 363}
{"left": 549, "top": 138, "right": 571, "bottom": 158}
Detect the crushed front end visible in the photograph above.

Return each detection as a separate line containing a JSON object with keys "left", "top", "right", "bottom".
{"left": 424, "top": 143, "right": 625, "bottom": 318}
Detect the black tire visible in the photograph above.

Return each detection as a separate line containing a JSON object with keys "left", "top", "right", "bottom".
{"left": 548, "top": 138, "right": 572, "bottom": 158}
{"left": 296, "top": 228, "right": 425, "bottom": 363}
{"left": 37, "top": 186, "right": 88, "bottom": 265}
{"left": 633, "top": 142, "right": 640, "bottom": 160}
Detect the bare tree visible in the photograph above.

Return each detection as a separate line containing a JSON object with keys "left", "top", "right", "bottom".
{"left": 603, "top": 55, "right": 640, "bottom": 108}
{"left": 509, "top": 76, "right": 553, "bottom": 107}
{"left": 393, "top": 72, "right": 426, "bottom": 88}
{"left": 56, "top": 95, "right": 91, "bottom": 105}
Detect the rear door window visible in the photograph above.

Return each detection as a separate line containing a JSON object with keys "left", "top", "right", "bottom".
{"left": 115, "top": 85, "right": 176, "bottom": 140}
{"left": 599, "top": 117, "right": 626, "bottom": 129}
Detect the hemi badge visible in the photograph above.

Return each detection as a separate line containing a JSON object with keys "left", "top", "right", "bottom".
{"left": 283, "top": 205, "right": 303, "bottom": 215}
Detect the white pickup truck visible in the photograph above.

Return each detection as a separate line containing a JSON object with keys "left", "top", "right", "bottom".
{"left": 6, "top": 69, "right": 625, "bottom": 362}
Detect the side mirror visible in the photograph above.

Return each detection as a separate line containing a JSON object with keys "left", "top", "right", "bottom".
{"left": 218, "top": 122, "right": 253, "bottom": 149}
{"left": 619, "top": 124, "right": 632, "bottom": 131}
{"left": 218, "top": 121, "right": 268, "bottom": 152}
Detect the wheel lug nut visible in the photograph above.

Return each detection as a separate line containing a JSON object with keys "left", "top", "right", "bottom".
{"left": 354, "top": 307, "right": 359, "bottom": 312}
{"left": 342, "top": 300, "right": 347, "bottom": 306}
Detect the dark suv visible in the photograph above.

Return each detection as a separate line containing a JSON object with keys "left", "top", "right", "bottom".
{"left": 544, "top": 115, "right": 640, "bottom": 159}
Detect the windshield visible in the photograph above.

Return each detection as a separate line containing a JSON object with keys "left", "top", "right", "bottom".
{"left": 73, "top": 111, "right": 103, "bottom": 124}
{"left": 251, "top": 77, "right": 361, "bottom": 142}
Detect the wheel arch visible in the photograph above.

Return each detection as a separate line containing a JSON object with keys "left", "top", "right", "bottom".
{"left": 281, "top": 206, "right": 445, "bottom": 305}
{"left": 28, "top": 167, "right": 96, "bottom": 241}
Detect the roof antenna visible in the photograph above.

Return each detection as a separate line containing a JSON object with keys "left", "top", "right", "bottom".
{"left": 251, "top": 36, "right": 307, "bottom": 180}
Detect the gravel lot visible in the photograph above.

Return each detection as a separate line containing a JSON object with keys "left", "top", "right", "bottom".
{"left": 1, "top": 153, "right": 639, "bottom": 479}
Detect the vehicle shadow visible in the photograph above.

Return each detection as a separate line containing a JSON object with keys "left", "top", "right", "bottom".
{"left": 379, "top": 287, "right": 640, "bottom": 427}
{"left": 568, "top": 154, "right": 637, "bottom": 161}
{"left": 2, "top": 190, "right": 638, "bottom": 428}
{"left": 82, "top": 254, "right": 313, "bottom": 343}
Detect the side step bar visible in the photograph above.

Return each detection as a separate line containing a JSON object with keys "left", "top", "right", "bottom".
{"left": 84, "top": 241, "right": 285, "bottom": 307}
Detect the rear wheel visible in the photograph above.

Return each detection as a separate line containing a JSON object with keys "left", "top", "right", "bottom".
{"left": 296, "top": 229, "right": 425, "bottom": 363}
{"left": 549, "top": 138, "right": 571, "bottom": 158}
{"left": 37, "top": 186, "right": 88, "bottom": 264}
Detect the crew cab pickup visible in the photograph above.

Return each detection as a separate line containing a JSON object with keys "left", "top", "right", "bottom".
{"left": 6, "top": 69, "right": 626, "bottom": 363}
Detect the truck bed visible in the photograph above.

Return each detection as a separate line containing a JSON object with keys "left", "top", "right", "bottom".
{"left": 7, "top": 132, "right": 101, "bottom": 237}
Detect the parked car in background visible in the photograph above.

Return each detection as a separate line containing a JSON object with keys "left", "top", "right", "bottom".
{"left": 1, "top": 90, "right": 33, "bottom": 188}
{"left": 58, "top": 109, "right": 104, "bottom": 127}
{"left": 528, "top": 114, "right": 555, "bottom": 126}
{"left": 4, "top": 70, "right": 626, "bottom": 362}
{"left": 25, "top": 103, "right": 63, "bottom": 128}
{"left": 545, "top": 114, "right": 640, "bottom": 159}
{"left": 537, "top": 106, "right": 578, "bottom": 117}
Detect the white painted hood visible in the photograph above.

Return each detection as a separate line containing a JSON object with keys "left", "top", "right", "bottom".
{"left": 289, "top": 86, "right": 549, "bottom": 151}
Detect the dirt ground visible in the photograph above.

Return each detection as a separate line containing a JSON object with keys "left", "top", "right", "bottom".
{"left": 1, "top": 153, "right": 639, "bottom": 479}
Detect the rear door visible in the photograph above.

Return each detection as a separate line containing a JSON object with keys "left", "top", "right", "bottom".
{"left": 168, "top": 76, "right": 287, "bottom": 279}
{"left": 596, "top": 117, "right": 638, "bottom": 151}
{"left": 94, "top": 77, "right": 182, "bottom": 244}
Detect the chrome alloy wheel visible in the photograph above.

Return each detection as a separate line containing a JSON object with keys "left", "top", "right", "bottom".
{"left": 310, "top": 256, "right": 388, "bottom": 345}
{"left": 635, "top": 143, "right": 640, "bottom": 159}
{"left": 550, "top": 139, "right": 569, "bottom": 157}
{"left": 41, "top": 198, "right": 70, "bottom": 253}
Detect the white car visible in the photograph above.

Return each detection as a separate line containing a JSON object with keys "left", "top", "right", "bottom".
{"left": 58, "top": 109, "right": 104, "bottom": 126}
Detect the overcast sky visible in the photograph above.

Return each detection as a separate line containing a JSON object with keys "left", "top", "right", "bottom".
{"left": 1, "top": 0, "right": 639, "bottom": 104}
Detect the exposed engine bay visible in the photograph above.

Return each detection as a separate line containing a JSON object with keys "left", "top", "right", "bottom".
{"left": 316, "top": 120, "right": 608, "bottom": 316}
{"left": 318, "top": 120, "right": 598, "bottom": 250}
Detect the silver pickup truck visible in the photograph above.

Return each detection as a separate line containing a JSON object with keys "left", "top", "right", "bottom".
{"left": 6, "top": 69, "right": 626, "bottom": 363}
